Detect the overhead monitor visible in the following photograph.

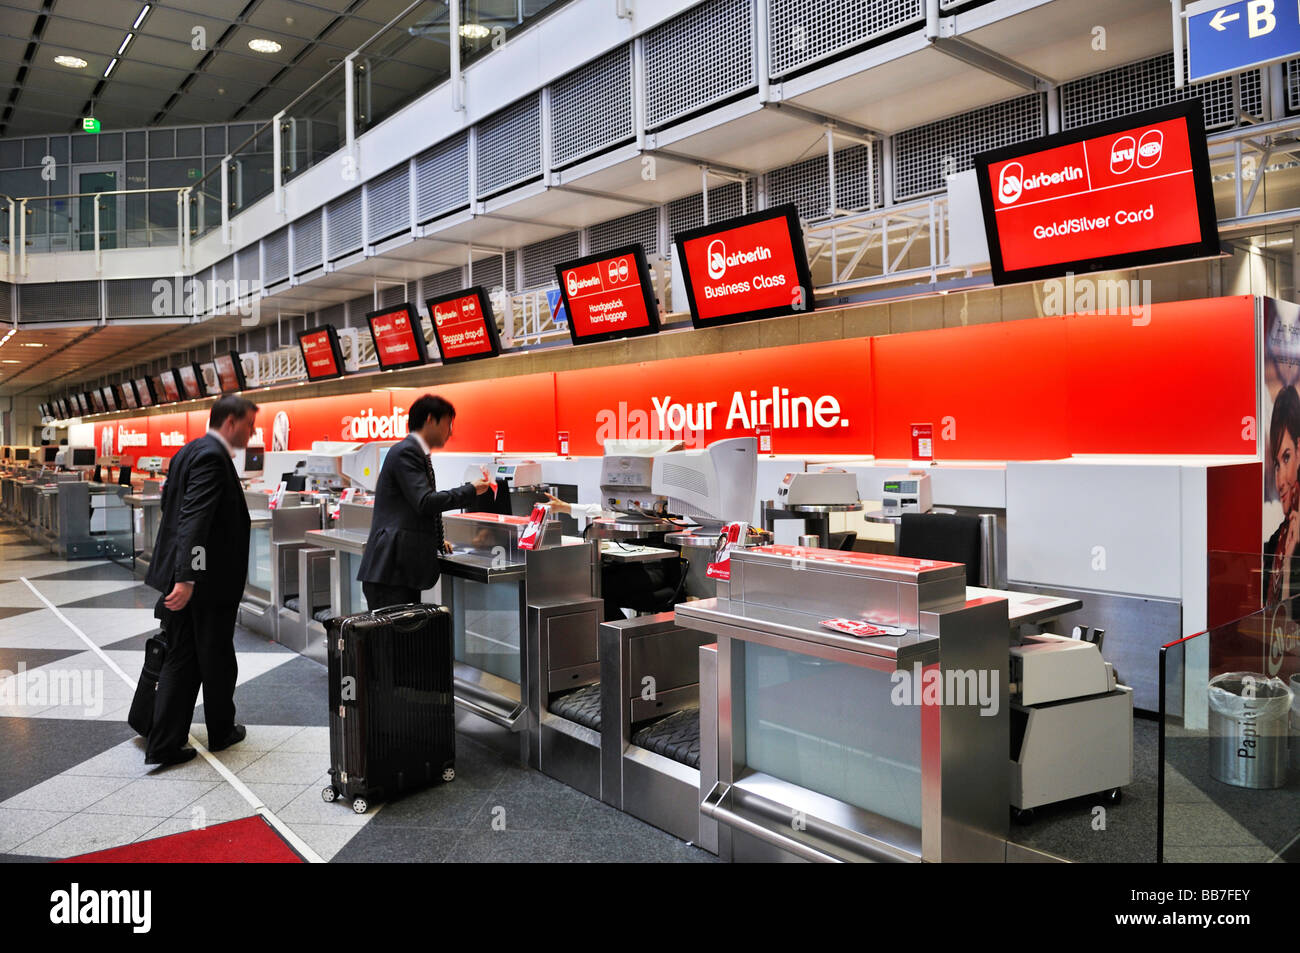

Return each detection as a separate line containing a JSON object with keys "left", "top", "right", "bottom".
{"left": 157, "top": 370, "right": 181, "bottom": 404}
{"left": 973, "top": 100, "right": 1220, "bottom": 285}
{"left": 426, "top": 287, "right": 502, "bottom": 363}
{"left": 102, "top": 386, "right": 118, "bottom": 412}
{"left": 120, "top": 381, "right": 138, "bottom": 410}
{"left": 298, "top": 326, "right": 346, "bottom": 381}
{"left": 555, "top": 244, "right": 661, "bottom": 346}
{"left": 134, "top": 378, "right": 156, "bottom": 407}
{"left": 176, "top": 363, "right": 204, "bottom": 400}
{"left": 213, "top": 351, "right": 247, "bottom": 392}
{"left": 366, "top": 304, "right": 430, "bottom": 371}
{"left": 674, "top": 203, "right": 815, "bottom": 329}
{"left": 89, "top": 390, "right": 106, "bottom": 414}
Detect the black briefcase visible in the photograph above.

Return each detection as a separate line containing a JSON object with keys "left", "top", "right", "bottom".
{"left": 128, "top": 631, "right": 169, "bottom": 737}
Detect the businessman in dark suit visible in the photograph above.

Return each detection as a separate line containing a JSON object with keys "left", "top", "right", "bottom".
{"left": 357, "top": 394, "right": 491, "bottom": 610}
{"left": 144, "top": 395, "right": 258, "bottom": 766}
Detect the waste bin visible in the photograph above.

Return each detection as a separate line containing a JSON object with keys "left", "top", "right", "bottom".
{"left": 1207, "top": 672, "right": 1293, "bottom": 789}
{"left": 1291, "top": 674, "right": 1300, "bottom": 775}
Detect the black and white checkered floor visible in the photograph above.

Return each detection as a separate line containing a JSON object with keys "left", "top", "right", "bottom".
{"left": 0, "top": 526, "right": 713, "bottom": 863}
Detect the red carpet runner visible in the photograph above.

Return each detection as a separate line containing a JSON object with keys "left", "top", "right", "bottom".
{"left": 58, "top": 816, "right": 304, "bottom": 863}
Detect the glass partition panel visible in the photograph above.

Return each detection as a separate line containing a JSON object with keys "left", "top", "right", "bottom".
{"left": 741, "top": 642, "right": 922, "bottom": 829}
{"left": 248, "top": 523, "right": 273, "bottom": 593}
{"left": 1159, "top": 607, "right": 1300, "bottom": 863}
{"left": 283, "top": 67, "right": 347, "bottom": 186}
{"left": 451, "top": 576, "right": 521, "bottom": 683}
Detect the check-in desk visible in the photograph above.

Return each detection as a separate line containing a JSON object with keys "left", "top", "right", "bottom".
{"left": 239, "top": 511, "right": 275, "bottom": 639}
{"left": 48, "top": 481, "right": 131, "bottom": 559}
{"left": 122, "top": 482, "right": 163, "bottom": 576}
{"left": 439, "top": 512, "right": 601, "bottom": 770}
{"left": 269, "top": 504, "right": 330, "bottom": 662}
{"left": 305, "top": 501, "right": 374, "bottom": 626}
{"left": 676, "top": 546, "right": 1010, "bottom": 863}
{"left": 597, "top": 611, "right": 716, "bottom": 843}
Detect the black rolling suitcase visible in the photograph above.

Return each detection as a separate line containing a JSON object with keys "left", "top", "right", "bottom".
{"left": 322, "top": 603, "right": 456, "bottom": 814}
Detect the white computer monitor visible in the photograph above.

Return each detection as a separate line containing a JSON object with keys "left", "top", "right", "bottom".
{"left": 341, "top": 441, "right": 395, "bottom": 492}
{"left": 234, "top": 445, "right": 265, "bottom": 478}
{"left": 651, "top": 436, "right": 757, "bottom": 528}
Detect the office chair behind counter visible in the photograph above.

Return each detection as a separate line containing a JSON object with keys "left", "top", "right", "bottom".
{"left": 897, "top": 513, "right": 982, "bottom": 586}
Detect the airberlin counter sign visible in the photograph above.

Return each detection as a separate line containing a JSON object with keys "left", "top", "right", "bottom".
{"left": 556, "top": 245, "right": 660, "bottom": 345}
{"left": 676, "top": 203, "right": 815, "bottom": 328}
{"left": 975, "top": 101, "right": 1219, "bottom": 285}
{"left": 428, "top": 287, "right": 501, "bottom": 363}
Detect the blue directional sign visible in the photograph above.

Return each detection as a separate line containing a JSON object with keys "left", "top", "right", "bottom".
{"left": 1187, "top": 0, "right": 1300, "bottom": 82}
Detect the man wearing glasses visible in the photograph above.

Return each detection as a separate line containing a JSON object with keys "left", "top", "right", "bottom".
{"left": 356, "top": 394, "right": 492, "bottom": 610}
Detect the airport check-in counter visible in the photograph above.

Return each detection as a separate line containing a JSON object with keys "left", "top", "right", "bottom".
{"left": 239, "top": 501, "right": 275, "bottom": 639}
{"left": 269, "top": 503, "right": 331, "bottom": 662}
{"left": 675, "top": 545, "right": 1010, "bottom": 863}
{"left": 122, "top": 480, "right": 164, "bottom": 576}
{"left": 595, "top": 611, "right": 716, "bottom": 844}
{"left": 305, "top": 501, "right": 374, "bottom": 624}
{"left": 39, "top": 478, "right": 131, "bottom": 559}
{"left": 438, "top": 512, "right": 602, "bottom": 770}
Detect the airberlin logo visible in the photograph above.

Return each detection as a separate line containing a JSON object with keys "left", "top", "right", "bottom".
{"left": 566, "top": 271, "right": 600, "bottom": 296}
{"left": 706, "top": 239, "right": 773, "bottom": 280}
{"left": 1109, "top": 129, "right": 1163, "bottom": 174}
{"left": 341, "top": 407, "right": 408, "bottom": 441}
{"left": 996, "top": 160, "right": 1083, "bottom": 206}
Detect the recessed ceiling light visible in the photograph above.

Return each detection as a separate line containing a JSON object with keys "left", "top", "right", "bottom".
{"left": 459, "top": 23, "right": 490, "bottom": 39}
{"left": 20, "top": 342, "right": 44, "bottom": 347}
{"left": 133, "top": 5, "right": 150, "bottom": 29}
{"left": 248, "top": 38, "right": 282, "bottom": 53}
{"left": 104, "top": 57, "right": 118, "bottom": 77}
{"left": 118, "top": 33, "right": 133, "bottom": 55}
{"left": 0, "top": 360, "right": 19, "bottom": 364}
{"left": 54, "top": 55, "right": 88, "bottom": 69}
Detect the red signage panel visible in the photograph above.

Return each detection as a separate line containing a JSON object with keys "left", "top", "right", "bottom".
{"left": 367, "top": 304, "right": 429, "bottom": 371}
{"left": 555, "top": 244, "right": 660, "bottom": 345}
{"left": 157, "top": 371, "right": 181, "bottom": 404}
{"left": 176, "top": 363, "right": 203, "bottom": 400}
{"left": 975, "top": 101, "right": 1219, "bottom": 284}
{"left": 427, "top": 287, "right": 501, "bottom": 363}
{"left": 298, "top": 326, "right": 346, "bottom": 381}
{"left": 214, "top": 351, "right": 246, "bottom": 392}
{"left": 675, "top": 204, "right": 814, "bottom": 328}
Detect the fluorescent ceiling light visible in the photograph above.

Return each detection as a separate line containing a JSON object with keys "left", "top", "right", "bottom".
{"left": 248, "top": 38, "right": 282, "bottom": 53}
{"left": 54, "top": 55, "right": 88, "bottom": 69}
{"left": 104, "top": 57, "right": 118, "bottom": 77}
{"left": 133, "top": 4, "right": 150, "bottom": 29}
{"left": 459, "top": 23, "right": 491, "bottom": 39}
{"left": 20, "top": 342, "right": 44, "bottom": 347}
{"left": 0, "top": 360, "right": 18, "bottom": 364}
{"left": 118, "top": 33, "right": 133, "bottom": 55}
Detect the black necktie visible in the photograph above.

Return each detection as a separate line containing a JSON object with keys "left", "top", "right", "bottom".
{"left": 424, "top": 449, "right": 445, "bottom": 555}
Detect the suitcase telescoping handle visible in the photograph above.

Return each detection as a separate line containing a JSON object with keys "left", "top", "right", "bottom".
{"left": 375, "top": 604, "right": 442, "bottom": 633}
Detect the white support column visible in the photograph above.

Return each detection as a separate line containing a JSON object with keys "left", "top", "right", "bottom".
{"left": 451, "top": 1, "right": 465, "bottom": 112}
{"left": 221, "top": 156, "right": 231, "bottom": 246}
{"left": 273, "top": 111, "right": 285, "bottom": 214}
{"left": 6, "top": 199, "right": 13, "bottom": 280}
{"left": 755, "top": 0, "right": 770, "bottom": 103}
{"left": 633, "top": 35, "right": 646, "bottom": 151}
{"left": 701, "top": 166, "right": 710, "bottom": 225}
{"left": 345, "top": 54, "right": 359, "bottom": 179}
{"left": 541, "top": 85, "right": 554, "bottom": 187}
{"left": 1171, "top": 0, "right": 1185, "bottom": 90}
{"left": 93, "top": 194, "right": 102, "bottom": 274}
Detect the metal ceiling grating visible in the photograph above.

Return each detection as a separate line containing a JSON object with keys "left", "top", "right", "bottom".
{"left": 645, "top": 0, "right": 754, "bottom": 130}
{"left": 476, "top": 95, "right": 543, "bottom": 198}
{"left": 365, "top": 164, "right": 411, "bottom": 243}
{"left": 893, "top": 93, "right": 1044, "bottom": 201}
{"left": 589, "top": 207, "right": 659, "bottom": 256}
{"left": 767, "top": 0, "right": 923, "bottom": 79}
{"left": 551, "top": 45, "right": 635, "bottom": 167}
{"left": 414, "top": 132, "right": 470, "bottom": 223}
{"left": 521, "top": 230, "right": 581, "bottom": 289}
{"left": 327, "top": 189, "right": 365, "bottom": 260}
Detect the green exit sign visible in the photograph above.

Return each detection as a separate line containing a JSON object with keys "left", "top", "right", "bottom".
{"left": 82, "top": 117, "right": 100, "bottom": 133}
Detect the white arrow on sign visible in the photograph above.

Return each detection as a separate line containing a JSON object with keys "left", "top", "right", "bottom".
{"left": 1210, "top": 7, "right": 1240, "bottom": 30}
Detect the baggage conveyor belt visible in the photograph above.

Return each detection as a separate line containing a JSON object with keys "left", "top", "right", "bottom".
{"left": 549, "top": 683, "right": 701, "bottom": 770}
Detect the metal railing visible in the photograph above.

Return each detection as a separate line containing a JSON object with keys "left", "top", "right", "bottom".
{"left": 7, "top": 187, "right": 192, "bottom": 278}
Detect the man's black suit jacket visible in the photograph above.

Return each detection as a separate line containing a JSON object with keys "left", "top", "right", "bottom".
{"left": 145, "top": 433, "right": 251, "bottom": 609}
{"left": 355, "top": 434, "right": 477, "bottom": 591}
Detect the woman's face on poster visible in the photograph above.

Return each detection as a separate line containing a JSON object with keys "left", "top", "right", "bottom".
{"left": 1276, "top": 428, "right": 1299, "bottom": 512}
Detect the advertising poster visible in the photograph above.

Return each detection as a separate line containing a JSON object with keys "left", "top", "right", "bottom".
{"left": 1260, "top": 298, "right": 1300, "bottom": 682}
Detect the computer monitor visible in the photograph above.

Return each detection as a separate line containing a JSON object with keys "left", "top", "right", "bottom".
{"left": 70, "top": 447, "right": 95, "bottom": 468}
{"left": 120, "top": 381, "right": 138, "bottom": 410}
{"left": 102, "top": 386, "right": 118, "bottom": 412}
{"left": 13, "top": 447, "right": 29, "bottom": 461}
{"left": 176, "top": 363, "right": 204, "bottom": 400}
{"left": 284, "top": 474, "right": 307, "bottom": 492}
{"left": 41, "top": 446, "right": 58, "bottom": 464}
{"left": 340, "top": 441, "right": 395, "bottom": 492}
{"left": 213, "top": 351, "right": 247, "bottom": 392}
{"left": 134, "top": 378, "right": 155, "bottom": 407}
{"left": 651, "top": 436, "right": 758, "bottom": 528}
{"left": 234, "top": 446, "right": 264, "bottom": 478}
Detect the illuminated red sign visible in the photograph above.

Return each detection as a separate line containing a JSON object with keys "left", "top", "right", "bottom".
{"left": 134, "top": 378, "right": 154, "bottom": 407}
{"left": 675, "top": 204, "right": 814, "bottom": 328}
{"left": 157, "top": 371, "right": 181, "bottom": 404}
{"left": 427, "top": 287, "right": 501, "bottom": 363}
{"left": 367, "top": 304, "right": 429, "bottom": 370}
{"left": 555, "top": 244, "right": 660, "bottom": 344}
{"left": 975, "top": 101, "right": 1219, "bottom": 285}
{"left": 298, "top": 326, "right": 345, "bottom": 381}
{"left": 177, "top": 364, "right": 203, "bottom": 400}
{"left": 214, "top": 352, "right": 246, "bottom": 393}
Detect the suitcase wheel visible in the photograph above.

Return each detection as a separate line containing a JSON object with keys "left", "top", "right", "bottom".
{"left": 351, "top": 797, "right": 369, "bottom": 815}
{"left": 442, "top": 767, "right": 455, "bottom": 782}
{"left": 321, "top": 786, "right": 337, "bottom": 804}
